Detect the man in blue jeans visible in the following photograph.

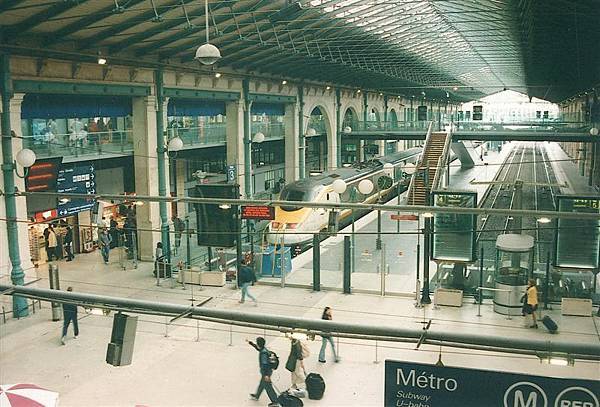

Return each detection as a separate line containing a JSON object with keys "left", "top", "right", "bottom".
{"left": 238, "top": 257, "right": 258, "bottom": 305}
{"left": 247, "top": 337, "right": 278, "bottom": 406}
{"left": 61, "top": 287, "right": 79, "bottom": 345}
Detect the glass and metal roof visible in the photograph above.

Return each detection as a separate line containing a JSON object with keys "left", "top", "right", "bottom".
{"left": 0, "top": 0, "right": 597, "bottom": 102}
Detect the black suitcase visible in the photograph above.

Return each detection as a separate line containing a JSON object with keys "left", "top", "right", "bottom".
{"left": 306, "top": 372, "right": 326, "bottom": 400}
{"left": 277, "top": 391, "right": 303, "bottom": 407}
{"left": 541, "top": 315, "right": 558, "bottom": 334}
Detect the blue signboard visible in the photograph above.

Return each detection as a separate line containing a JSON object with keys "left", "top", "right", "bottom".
{"left": 226, "top": 165, "right": 236, "bottom": 183}
{"left": 57, "top": 164, "right": 96, "bottom": 217}
{"left": 385, "top": 360, "right": 599, "bottom": 407}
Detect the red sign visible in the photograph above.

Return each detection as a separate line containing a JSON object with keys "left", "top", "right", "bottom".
{"left": 33, "top": 209, "right": 58, "bottom": 223}
{"left": 241, "top": 205, "right": 275, "bottom": 220}
{"left": 390, "top": 214, "right": 418, "bottom": 221}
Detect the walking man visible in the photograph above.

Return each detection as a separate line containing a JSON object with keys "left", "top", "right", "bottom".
{"left": 172, "top": 215, "right": 185, "bottom": 255}
{"left": 45, "top": 224, "right": 58, "bottom": 262}
{"left": 99, "top": 228, "right": 112, "bottom": 264}
{"left": 61, "top": 287, "right": 79, "bottom": 345}
{"left": 247, "top": 337, "right": 279, "bottom": 406}
{"left": 63, "top": 225, "right": 74, "bottom": 261}
{"left": 238, "top": 255, "right": 258, "bottom": 305}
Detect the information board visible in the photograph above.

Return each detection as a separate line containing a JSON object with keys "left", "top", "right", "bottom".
{"left": 56, "top": 164, "right": 96, "bottom": 217}
{"left": 431, "top": 191, "right": 477, "bottom": 262}
{"left": 384, "top": 360, "right": 599, "bottom": 407}
{"left": 241, "top": 205, "right": 275, "bottom": 220}
{"left": 554, "top": 195, "right": 600, "bottom": 269}
{"left": 194, "top": 184, "right": 239, "bottom": 247}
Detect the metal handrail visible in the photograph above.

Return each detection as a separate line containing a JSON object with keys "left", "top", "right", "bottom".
{"left": 431, "top": 128, "right": 452, "bottom": 190}
{"left": 406, "top": 121, "right": 433, "bottom": 203}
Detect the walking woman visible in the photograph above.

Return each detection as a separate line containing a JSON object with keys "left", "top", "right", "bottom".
{"left": 318, "top": 307, "right": 339, "bottom": 363}
{"left": 524, "top": 279, "right": 539, "bottom": 328}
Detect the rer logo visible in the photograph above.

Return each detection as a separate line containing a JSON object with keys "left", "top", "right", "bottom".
{"left": 554, "top": 387, "right": 599, "bottom": 407}
{"left": 504, "top": 382, "right": 548, "bottom": 407}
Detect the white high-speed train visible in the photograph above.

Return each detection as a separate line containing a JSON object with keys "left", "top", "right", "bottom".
{"left": 266, "top": 148, "right": 422, "bottom": 246}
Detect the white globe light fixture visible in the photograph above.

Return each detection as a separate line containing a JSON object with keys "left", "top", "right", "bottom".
{"left": 383, "top": 162, "right": 394, "bottom": 176}
{"left": 403, "top": 163, "right": 416, "bottom": 175}
{"left": 167, "top": 136, "right": 184, "bottom": 152}
{"left": 343, "top": 126, "right": 352, "bottom": 134}
{"left": 252, "top": 132, "right": 265, "bottom": 144}
{"left": 590, "top": 127, "right": 599, "bottom": 136}
{"left": 15, "top": 148, "right": 36, "bottom": 168}
{"left": 194, "top": 0, "right": 221, "bottom": 65}
{"left": 306, "top": 127, "right": 317, "bottom": 137}
{"left": 358, "top": 179, "right": 374, "bottom": 195}
{"left": 332, "top": 179, "right": 347, "bottom": 194}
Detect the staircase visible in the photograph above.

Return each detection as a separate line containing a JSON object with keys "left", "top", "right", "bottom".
{"left": 407, "top": 131, "right": 450, "bottom": 205}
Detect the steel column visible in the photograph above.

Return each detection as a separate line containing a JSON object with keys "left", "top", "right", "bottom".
{"left": 298, "top": 85, "right": 305, "bottom": 179}
{"left": 243, "top": 79, "right": 252, "bottom": 197}
{"left": 154, "top": 70, "right": 170, "bottom": 263}
{"left": 343, "top": 236, "right": 351, "bottom": 294}
{"left": 335, "top": 88, "right": 342, "bottom": 167}
{"left": 420, "top": 216, "right": 432, "bottom": 304}
{"left": 0, "top": 53, "right": 28, "bottom": 317}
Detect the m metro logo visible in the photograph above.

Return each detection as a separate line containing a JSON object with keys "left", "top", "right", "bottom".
{"left": 504, "top": 382, "right": 548, "bottom": 407}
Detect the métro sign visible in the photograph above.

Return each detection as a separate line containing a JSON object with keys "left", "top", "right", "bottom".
{"left": 241, "top": 205, "right": 275, "bottom": 220}
{"left": 384, "top": 360, "right": 599, "bottom": 407}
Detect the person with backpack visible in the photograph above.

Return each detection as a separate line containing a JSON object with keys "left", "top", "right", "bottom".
{"left": 247, "top": 337, "right": 279, "bottom": 406}
{"left": 285, "top": 335, "right": 307, "bottom": 392}
{"left": 318, "top": 306, "right": 339, "bottom": 363}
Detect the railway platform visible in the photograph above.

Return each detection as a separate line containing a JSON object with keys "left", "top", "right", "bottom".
{"left": 1, "top": 244, "right": 599, "bottom": 406}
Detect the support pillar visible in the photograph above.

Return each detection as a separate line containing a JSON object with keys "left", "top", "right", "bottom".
{"left": 298, "top": 85, "right": 305, "bottom": 179}
{"left": 226, "top": 100, "right": 245, "bottom": 194}
{"left": 132, "top": 95, "right": 168, "bottom": 261}
{"left": 242, "top": 79, "right": 252, "bottom": 197}
{"left": 284, "top": 102, "right": 299, "bottom": 184}
{"left": 0, "top": 54, "right": 28, "bottom": 317}
{"left": 335, "top": 88, "right": 342, "bottom": 167}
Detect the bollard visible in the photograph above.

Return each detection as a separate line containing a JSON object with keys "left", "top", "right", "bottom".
{"left": 374, "top": 340, "right": 379, "bottom": 364}
{"left": 48, "top": 264, "right": 61, "bottom": 322}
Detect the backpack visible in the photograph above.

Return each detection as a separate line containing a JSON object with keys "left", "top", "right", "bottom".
{"left": 267, "top": 349, "right": 279, "bottom": 370}
{"left": 300, "top": 341, "right": 310, "bottom": 358}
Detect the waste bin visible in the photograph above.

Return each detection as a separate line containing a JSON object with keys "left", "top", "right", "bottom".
{"left": 261, "top": 244, "right": 292, "bottom": 277}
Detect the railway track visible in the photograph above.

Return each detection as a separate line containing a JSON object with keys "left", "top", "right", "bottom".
{"left": 476, "top": 142, "right": 559, "bottom": 266}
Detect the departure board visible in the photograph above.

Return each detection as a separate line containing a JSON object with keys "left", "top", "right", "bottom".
{"left": 432, "top": 191, "right": 477, "bottom": 262}
{"left": 554, "top": 196, "right": 600, "bottom": 269}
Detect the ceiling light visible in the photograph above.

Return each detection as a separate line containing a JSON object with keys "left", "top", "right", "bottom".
{"left": 219, "top": 204, "right": 231, "bottom": 210}
{"left": 357, "top": 89, "right": 361, "bottom": 93}
{"left": 422, "top": 212, "right": 434, "bottom": 218}
{"left": 537, "top": 217, "right": 551, "bottom": 224}
{"left": 326, "top": 86, "right": 331, "bottom": 90}
{"left": 281, "top": 80, "right": 287, "bottom": 85}
{"left": 97, "top": 57, "right": 107, "bottom": 65}
{"left": 194, "top": 0, "right": 221, "bottom": 65}
{"left": 134, "top": 201, "right": 144, "bottom": 206}
{"left": 214, "top": 72, "right": 222, "bottom": 78}
{"left": 452, "top": 86, "right": 458, "bottom": 91}
{"left": 379, "top": 92, "right": 383, "bottom": 96}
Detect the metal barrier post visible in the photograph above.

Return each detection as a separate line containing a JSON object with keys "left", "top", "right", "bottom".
{"left": 185, "top": 217, "right": 191, "bottom": 268}
{"left": 313, "top": 234, "right": 320, "bottom": 291}
{"left": 380, "top": 243, "right": 386, "bottom": 296}
{"left": 479, "top": 247, "right": 484, "bottom": 307}
{"left": 376, "top": 210, "right": 382, "bottom": 250}
{"left": 374, "top": 340, "right": 379, "bottom": 364}
{"left": 544, "top": 251, "right": 550, "bottom": 310}
{"left": 343, "top": 236, "right": 351, "bottom": 294}
{"left": 477, "top": 287, "right": 482, "bottom": 317}
{"left": 164, "top": 316, "right": 169, "bottom": 337}
{"left": 48, "top": 264, "right": 61, "bottom": 321}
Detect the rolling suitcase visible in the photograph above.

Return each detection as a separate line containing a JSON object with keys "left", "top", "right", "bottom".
{"left": 306, "top": 373, "right": 326, "bottom": 400}
{"left": 277, "top": 391, "right": 303, "bottom": 407}
{"left": 541, "top": 315, "right": 558, "bottom": 334}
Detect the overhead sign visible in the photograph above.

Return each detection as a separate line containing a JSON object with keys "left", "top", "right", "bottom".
{"left": 25, "top": 157, "right": 62, "bottom": 192}
{"left": 226, "top": 165, "right": 236, "bottom": 183}
{"left": 241, "top": 205, "right": 275, "bottom": 220}
{"left": 554, "top": 195, "right": 600, "bottom": 269}
{"left": 385, "top": 360, "right": 599, "bottom": 407}
{"left": 56, "top": 164, "right": 96, "bottom": 217}
{"left": 194, "top": 184, "right": 239, "bottom": 247}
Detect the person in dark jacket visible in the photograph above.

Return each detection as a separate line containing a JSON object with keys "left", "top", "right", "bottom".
{"left": 238, "top": 256, "right": 257, "bottom": 305}
{"left": 61, "top": 287, "right": 79, "bottom": 345}
{"left": 285, "top": 336, "right": 306, "bottom": 390}
{"left": 63, "top": 225, "right": 74, "bottom": 261}
{"left": 318, "top": 306, "right": 339, "bottom": 363}
{"left": 247, "top": 337, "right": 278, "bottom": 406}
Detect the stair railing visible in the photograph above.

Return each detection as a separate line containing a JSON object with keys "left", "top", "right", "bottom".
{"left": 431, "top": 128, "right": 453, "bottom": 190}
{"left": 407, "top": 121, "right": 434, "bottom": 204}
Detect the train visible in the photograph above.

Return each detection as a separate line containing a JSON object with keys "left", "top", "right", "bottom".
{"left": 266, "top": 148, "right": 422, "bottom": 246}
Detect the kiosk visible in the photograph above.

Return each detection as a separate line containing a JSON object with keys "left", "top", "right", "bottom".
{"left": 493, "top": 234, "right": 534, "bottom": 315}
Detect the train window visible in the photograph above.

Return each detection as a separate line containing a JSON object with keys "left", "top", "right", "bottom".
{"left": 280, "top": 187, "right": 315, "bottom": 211}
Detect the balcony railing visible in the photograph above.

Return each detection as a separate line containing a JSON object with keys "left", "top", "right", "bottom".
{"left": 169, "top": 124, "right": 227, "bottom": 147}
{"left": 252, "top": 122, "right": 285, "bottom": 140}
{"left": 22, "top": 130, "right": 134, "bottom": 159}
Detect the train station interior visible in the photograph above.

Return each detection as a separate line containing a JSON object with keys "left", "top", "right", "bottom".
{"left": 0, "top": 1, "right": 599, "bottom": 406}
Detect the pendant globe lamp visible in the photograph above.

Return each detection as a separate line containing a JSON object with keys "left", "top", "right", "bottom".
{"left": 195, "top": 0, "right": 221, "bottom": 65}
